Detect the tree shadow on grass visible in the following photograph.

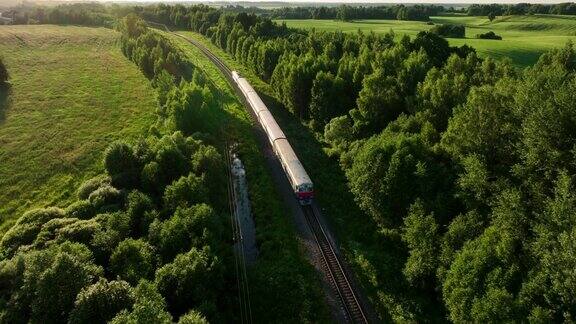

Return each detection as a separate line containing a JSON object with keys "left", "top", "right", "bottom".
{"left": 0, "top": 83, "right": 11, "bottom": 124}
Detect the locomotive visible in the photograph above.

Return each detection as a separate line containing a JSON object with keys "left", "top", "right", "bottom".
{"left": 232, "top": 71, "right": 314, "bottom": 205}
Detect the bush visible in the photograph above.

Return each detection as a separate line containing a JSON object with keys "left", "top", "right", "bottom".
{"left": 476, "top": 31, "right": 502, "bottom": 40}
{"left": 110, "top": 238, "right": 157, "bottom": 285}
{"left": 431, "top": 24, "right": 465, "bottom": 38}
{"left": 149, "top": 205, "right": 218, "bottom": 263}
{"left": 104, "top": 141, "right": 140, "bottom": 188}
{"left": 69, "top": 278, "right": 134, "bottom": 324}
{"left": 34, "top": 218, "right": 80, "bottom": 248}
{"left": 88, "top": 184, "right": 122, "bottom": 208}
{"left": 126, "top": 190, "right": 156, "bottom": 236}
{"left": 66, "top": 200, "right": 96, "bottom": 220}
{"left": 178, "top": 310, "right": 208, "bottom": 324}
{"left": 30, "top": 243, "right": 103, "bottom": 323}
{"left": 154, "top": 247, "right": 223, "bottom": 317}
{"left": 77, "top": 175, "right": 111, "bottom": 200}
{"left": 0, "top": 207, "right": 65, "bottom": 256}
{"left": 104, "top": 141, "right": 138, "bottom": 176}
{"left": 53, "top": 219, "right": 102, "bottom": 246}
{"left": 163, "top": 174, "right": 207, "bottom": 211}
{"left": 110, "top": 280, "right": 172, "bottom": 324}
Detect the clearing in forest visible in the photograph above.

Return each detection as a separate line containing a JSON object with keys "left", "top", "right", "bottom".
{"left": 0, "top": 25, "right": 157, "bottom": 235}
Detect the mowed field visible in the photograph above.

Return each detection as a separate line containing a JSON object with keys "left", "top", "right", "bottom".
{"left": 0, "top": 25, "right": 157, "bottom": 235}
{"left": 277, "top": 14, "right": 576, "bottom": 66}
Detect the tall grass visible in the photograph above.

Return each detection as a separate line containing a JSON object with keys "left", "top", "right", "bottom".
{"left": 0, "top": 25, "right": 157, "bottom": 235}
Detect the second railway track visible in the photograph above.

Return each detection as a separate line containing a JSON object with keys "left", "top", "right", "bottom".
{"left": 153, "top": 22, "right": 370, "bottom": 323}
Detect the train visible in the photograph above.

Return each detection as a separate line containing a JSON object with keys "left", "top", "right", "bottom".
{"left": 232, "top": 71, "right": 314, "bottom": 205}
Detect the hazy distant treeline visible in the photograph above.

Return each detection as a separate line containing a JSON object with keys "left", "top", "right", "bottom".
{"left": 2, "top": 3, "right": 115, "bottom": 26}
{"left": 269, "top": 5, "right": 443, "bottom": 21}
{"left": 466, "top": 2, "right": 576, "bottom": 16}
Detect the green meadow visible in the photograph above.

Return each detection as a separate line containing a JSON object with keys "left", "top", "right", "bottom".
{"left": 277, "top": 14, "right": 576, "bottom": 66}
{"left": 0, "top": 25, "right": 157, "bottom": 235}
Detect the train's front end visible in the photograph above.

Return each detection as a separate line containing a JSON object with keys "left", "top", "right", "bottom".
{"left": 296, "top": 182, "right": 314, "bottom": 205}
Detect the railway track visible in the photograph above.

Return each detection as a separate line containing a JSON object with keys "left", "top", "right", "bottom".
{"left": 303, "top": 206, "right": 368, "bottom": 324}
{"left": 150, "top": 22, "right": 370, "bottom": 323}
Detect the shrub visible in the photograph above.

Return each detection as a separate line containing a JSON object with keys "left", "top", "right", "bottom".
{"left": 126, "top": 190, "right": 156, "bottom": 236}
{"left": 110, "top": 238, "right": 157, "bottom": 285}
{"left": 149, "top": 205, "right": 217, "bottom": 262}
{"left": 34, "top": 218, "right": 80, "bottom": 248}
{"left": 0, "top": 207, "right": 65, "bottom": 257}
{"left": 476, "top": 31, "right": 502, "bottom": 40}
{"left": 431, "top": 24, "right": 465, "bottom": 38}
{"left": 54, "top": 219, "right": 102, "bottom": 246}
{"left": 155, "top": 247, "right": 223, "bottom": 317}
{"left": 66, "top": 200, "right": 96, "bottom": 220}
{"left": 163, "top": 174, "right": 207, "bottom": 211}
{"left": 77, "top": 175, "right": 111, "bottom": 200}
{"left": 178, "top": 310, "right": 208, "bottom": 324}
{"left": 104, "top": 141, "right": 140, "bottom": 188}
{"left": 69, "top": 278, "right": 134, "bottom": 324}
{"left": 110, "top": 280, "right": 172, "bottom": 324}
{"left": 88, "top": 184, "right": 122, "bottom": 208}
{"left": 104, "top": 141, "right": 138, "bottom": 176}
{"left": 30, "top": 243, "right": 103, "bottom": 323}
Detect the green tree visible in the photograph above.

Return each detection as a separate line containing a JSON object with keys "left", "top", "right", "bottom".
{"left": 0, "top": 207, "right": 65, "bottom": 257}
{"left": 402, "top": 200, "right": 439, "bottom": 286}
{"left": 515, "top": 44, "right": 576, "bottom": 189}
{"left": 110, "top": 239, "right": 157, "bottom": 285}
{"left": 442, "top": 189, "right": 527, "bottom": 322}
{"left": 521, "top": 172, "right": 576, "bottom": 321}
{"left": 104, "top": 141, "right": 140, "bottom": 188}
{"left": 110, "top": 280, "right": 172, "bottom": 324}
{"left": 309, "top": 71, "right": 351, "bottom": 130}
{"left": 149, "top": 204, "right": 218, "bottom": 262}
{"left": 488, "top": 12, "right": 496, "bottom": 21}
{"left": 324, "top": 115, "right": 354, "bottom": 155}
{"left": 178, "top": 310, "right": 208, "bottom": 324}
{"left": 155, "top": 247, "right": 223, "bottom": 317}
{"left": 441, "top": 82, "right": 519, "bottom": 175}
{"left": 69, "top": 278, "right": 134, "bottom": 324}
{"left": 163, "top": 174, "right": 207, "bottom": 211}
{"left": 0, "top": 242, "right": 103, "bottom": 324}
{"left": 352, "top": 68, "right": 403, "bottom": 134}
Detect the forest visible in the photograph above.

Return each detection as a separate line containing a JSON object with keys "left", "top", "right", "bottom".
{"left": 135, "top": 5, "right": 576, "bottom": 322}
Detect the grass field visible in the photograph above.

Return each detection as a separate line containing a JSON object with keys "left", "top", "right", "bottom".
{"left": 0, "top": 25, "right": 157, "bottom": 235}
{"left": 277, "top": 14, "right": 576, "bottom": 66}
